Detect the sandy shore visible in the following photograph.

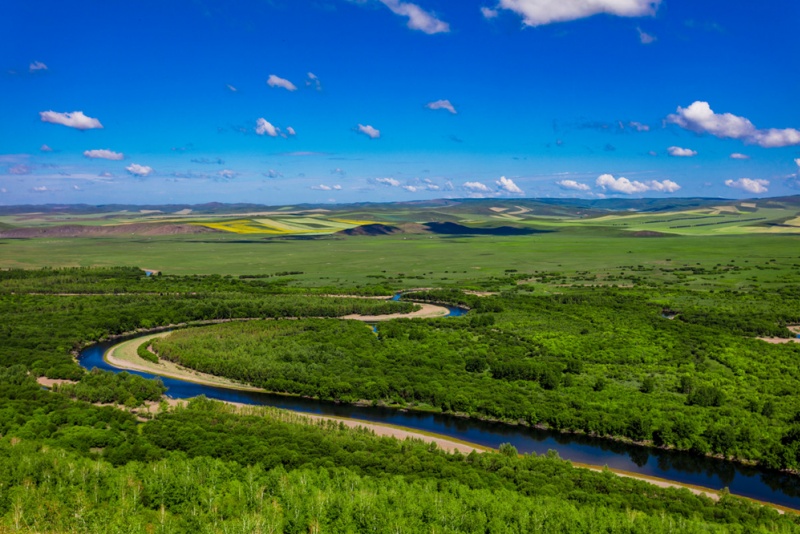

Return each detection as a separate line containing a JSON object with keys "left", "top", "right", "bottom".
{"left": 343, "top": 302, "right": 450, "bottom": 321}
{"left": 758, "top": 337, "right": 800, "bottom": 344}
{"left": 104, "top": 333, "right": 266, "bottom": 392}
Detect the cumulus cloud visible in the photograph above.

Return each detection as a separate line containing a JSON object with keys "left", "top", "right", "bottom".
{"left": 496, "top": 176, "right": 524, "bottom": 194}
{"left": 667, "top": 146, "right": 697, "bottom": 157}
{"left": 730, "top": 153, "right": 750, "bottom": 160}
{"left": 306, "top": 72, "right": 322, "bottom": 90}
{"left": 403, "top": 185, "right": 419, "bottom": 192}
{"left": 125, "top": 164, "right": 153, "bottom": 177}
{"left": 557, "top": 179, "right": 591, "bottom": 191}
{"left": 637, "top": 27, "right": 656, "bottom": 44}
{"left": 426, "top": 99, "right": 457, "bottom": 114}
{"left": 83, "top": 149, "right": 124, "bottom": 160}
{"left": 725, "top": 178, "right": 768, "bottom": 194}
{"left": 40, "top": 144, "right": 53, "bottom": 152}
{"left": 40, "top": 110, "right": 103, "bottom": 130}
{"left": 29, "top": 61, "right": 48, "bottom": 72}
{"left": 795, "top": 158, "right": 800, "bottom": 169}
{"left": 286, "top": 126, "right": 296, "bottom": 136}
{"left": 217, "top": 169, "right": 239, "bottom": 180}
{"left": 596, "top": 174, "right": 680, "bottom": 194}
{"left": 255, "top": 118, "right": 279, "bottom": 137}
{"left": 375, "top": 177, "right": 401, "bottom": 187}
{"left": 263, "top": 169, "right": 283, "bottom": 179}
{"left": 357, "top": 124, "right": 381, "bottom": 139}
{"left": 379, "top": 0, "right": 450, "bottom": 34}
{"left": 226, "top": 84, "right": 237, "bottom": 92}
{"left": 463, "top": 181, "right": 491, "bottom": 192}
{"left": 667, "top": 101, "right": 800, "bottom": 148}
{"left": 497, "top": 0, "right": 660, "bottom": 27}
{"left": 267, "top": 74, "right": 297, "bottom": 91}
{"left": 628, "top": 121, "right": 650, "bottom": 132}
{"left": 311, "top": 184, "right": 335, "bottom": 191}
{"left": 32, "top": 186, "right": 49, "bottom": 192}
{"left": 481, "top": 6, "right": 499, "bottom": 18}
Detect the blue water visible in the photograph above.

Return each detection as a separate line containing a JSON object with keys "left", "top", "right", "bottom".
{"left": 77, "top": 303, "right": 800, "bottom": 509}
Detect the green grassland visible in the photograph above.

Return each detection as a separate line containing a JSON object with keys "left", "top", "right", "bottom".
{"left": 2, "top": 230, "right": 799, "bottom": 292}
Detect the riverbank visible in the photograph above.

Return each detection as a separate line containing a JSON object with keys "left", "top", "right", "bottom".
{"left": 104, "top": 333, "right": 267, "bottom": 392}
{"left": 94, "top": 333, "right": 799, "bottom": 514}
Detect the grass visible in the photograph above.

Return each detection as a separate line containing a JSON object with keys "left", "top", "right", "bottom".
{"left": 2, "top": 230, "right": 799, "bottom": 290}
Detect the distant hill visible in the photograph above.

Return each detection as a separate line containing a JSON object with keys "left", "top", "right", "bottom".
{"left": 2, "top": 195, "right": 798, "bottom": 217}
{"left": 0, "top": 223, "right": 217, "bottom": 238}
{"left": 338, "top": 221, "right": 547, "bottom": 237}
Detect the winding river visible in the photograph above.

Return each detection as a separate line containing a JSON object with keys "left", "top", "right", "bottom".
{"left": 78, "top": 299, "right": 800, "bottom": 510}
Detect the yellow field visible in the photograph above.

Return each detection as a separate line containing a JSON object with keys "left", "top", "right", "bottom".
{"left": 197, "top": 216, "right": 377, "bottom": 235}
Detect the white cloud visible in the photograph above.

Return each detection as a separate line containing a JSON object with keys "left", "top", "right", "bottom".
{"left": 379, "top": 0, "right": 450, "bottom": 34}
{"left": 481, "top": 6, "right": 499, "bottom": 18}
{"left": 83, "top": 149, "right": 124, "bottom": 160}
{"left": 637, "top": 27, "right": 656, "bottom": 44}
{"left": 32, "top": 186, "right": 49, "bottom": 192}
{"left": 725, "top": 178, "right": 769, "bottom": 194}
{"left": 751, "top": 129, "right": 800, "bottom": 148}
{"left": 306, "top": 72, "right": 322, "bottom": 90}
{"left": 648, "top": 150, "right": 658, "bottom": 156}
{"left": 667, "top": 146, "right": 697, "bottom": 157}
{"left": 255, "top": 118, "right": 279, "bottom": 137}
{"left": 426, "top": 99, "right": 457, "bottom": 114}
{"left": 730, "top": 153, "right": 750, "bottom": 160}
{"left": 496, "top": 176, "right": 524, "bottom": 194}
{"left": 218, "top": 169, "right": 239, "bottom": 180}
{"left": 463, "top": 181, "right": 491, "bottom": 192}
{"left": 795, "top": 158, "right": 800, "bottom": 169}
{"left": 29, "top": 61, "right": 48, "bottom": 72}
{"left": 40, "top": 144, "right": 53, "bottom": 152}
{"left": 226, "top": 84, "right": 237, "bottom": 92}
{"left": 647, "top": 179, "right": 681, "bottom": 192}
{"left": 312, "top": 184, "right": 333, "bottom": 191}
{"left": 40, "top": 110, "right": 103, "bottom": 130}
{"left": 557, "top": 179, "right": 591, "bottom": 191}
{"left": 403, "top": 185, "right": 419, "bottom": 192}
{"left": 267, "top": 74, "right": 297, "bottom": 91}
{"left": 286, "top": 126, "right": 296, "bottom": 136}
{"left": 375, "top": 177, "right": 400, "bottom": 187}
{"left": 667, "top": 101, "right": 800, "bottom": 148}
{"left": 263, "top": 169, "right": 283, "bottom": 179}
{"left": 596, "top": 174, "right": 680, "bottom": 194}
{"left": 125, "top": 164, "right": 153, "bottom": 177}
{"left": 8, "top": 164, "right": 31, "bottom": 175}
{"left": 332, "top": 168, "right": 346, "bottom": 176}
{"left": 333, "top": 184, "right": 342, "bottom": 190}
{"left": 357, "top": 124, "right": 381, "bottom": 139}
{"left": 628, "top": 121, "right": 650, "bottom": 132}
{"left": 0, "top": 188, "right": 6, "bottom": 193}
{"left": 497, "top": 0, "right": 660, "bottom": 27}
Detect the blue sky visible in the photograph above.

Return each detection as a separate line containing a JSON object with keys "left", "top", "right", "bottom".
{"left": 2, "top": 0, "right": 799, "bottom": 205}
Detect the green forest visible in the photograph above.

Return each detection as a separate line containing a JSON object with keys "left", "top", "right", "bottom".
{"left": 151, "top": 287, "right": 800, "bottom": 470}
{"left": 0, "top": 266, "right": 799, "bottom": 531}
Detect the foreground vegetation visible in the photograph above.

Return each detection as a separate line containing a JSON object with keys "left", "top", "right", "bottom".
{"left": 0, "top": 385, "right": 793, "bottom": 532}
